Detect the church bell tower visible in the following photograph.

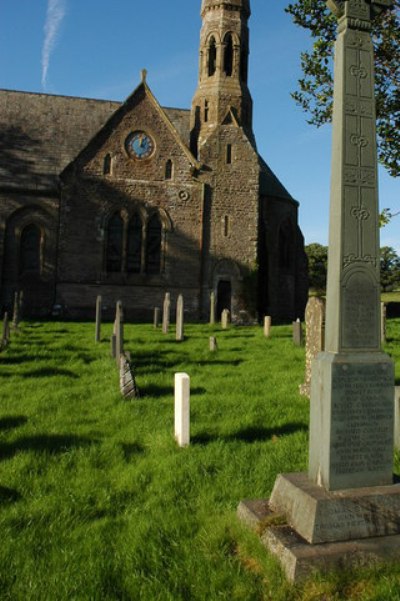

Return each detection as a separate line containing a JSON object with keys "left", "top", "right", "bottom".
{"left": 190, "top": 0, "right": 254, "bottom": 158}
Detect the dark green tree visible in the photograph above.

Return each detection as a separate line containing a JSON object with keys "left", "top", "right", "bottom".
{"left": 380, "top": 246, "right": 400, "bottom": 291}
{"left": 285, "top": 0, "right": 400, "bottom": 177}
{"left": 305, "top": 243, "right": 328, "bottom": 292}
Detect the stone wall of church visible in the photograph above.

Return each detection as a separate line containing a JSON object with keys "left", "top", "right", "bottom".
{"left": 56, "top": 88, "right": 206, "bottom": 320}
{"left": 0, "top": 192, "right": 58, "bottom": 315}
{"left": 198, "top": 124, "right": 260, "bottom": 321}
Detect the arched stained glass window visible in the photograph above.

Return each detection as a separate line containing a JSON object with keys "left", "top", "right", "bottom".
{"left": 146, "top": 214, "right": 162, "bottom": 274}
{"left": 106, "top": 213, "right": 123, "bottom": 272}
{"left": 127, "top": 214, "right": 142, "bottom": 273}
{"left": 20, "top": 224, "right": 41, "bottom": 274}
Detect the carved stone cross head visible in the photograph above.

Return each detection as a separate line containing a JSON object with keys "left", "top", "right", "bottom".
{"left": 327, "top": 0, "right": 393, "bottom": 19}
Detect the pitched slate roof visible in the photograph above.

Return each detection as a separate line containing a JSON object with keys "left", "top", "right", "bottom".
{"left": 0, "top": 89, "right": 121, "bottom": 191}
{"left": 0, "top": 89, "right": 192, "bottom": 192}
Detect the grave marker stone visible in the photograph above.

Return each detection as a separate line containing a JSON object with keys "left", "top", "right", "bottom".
{"left": 299, "top": 297, "right": 325, "bottom": 397}
{"left": 120, "top": 353, "right": 140, "bottom": 399}
{"left": 12, "top": 291, "right": 19, "bottom": 329}
{"left": 381, "top": 302, "right": 387, "bottom": 344}
{"left": 1, "top": 312, "right": 9, "bottom": 350}
{"left": 394, "top": 386, "right": 400, "bottom": 450}
{"left": 176, "top": 295, "right": 184, "bottom": 342}
{"left": 175, "top": 373, "right": 190, "bottom": 447}
{"left": 210, "top": 291, "right": 216, "bottom": 325}
{"left": 153, "top": 307, "right": 160, "bottom": 329}
{"left": 115, "top": 300, "right": 124, "bottom": 367}
{"left": 162, "top": 293, "right": 171, "bottom": 334}
{"left": 239, "top": 0, "right": 399, "bottom": 581}
{"left": 209, "top": 336, "right": 217, "bottom": 352}
{"left": 221, "top": 309, "right": 229, "bottom": 330}
{"left": 95, "top": 295, "right": 102, "bottom": 343}
{"left": 292, "top": 318, "right": 303, "bottom": 346}
{"left": 263, "top": 315, "right": 271, "bottom": 337}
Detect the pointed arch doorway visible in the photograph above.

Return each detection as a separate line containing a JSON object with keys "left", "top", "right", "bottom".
{"left": 216, "top": 279, "right": 232, "bottom": 320}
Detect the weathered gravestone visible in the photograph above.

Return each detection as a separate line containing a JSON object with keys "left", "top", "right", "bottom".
{"left": 12, "top": 291, "right": 20, "bottom": 329}
{"left": 162, "top": 293, "right": 171, "bottom": 334}
{"left": 381, "top": 301, "right": 387, "bottom": 344}
{"left": 1, "top": 312, "right": 10, "bottom": 351}
{"left": 209, "top": 336, "right": 218, "bottom": 352}
{"left": 209, "top": 291, "right": 216, "bottom": 325}
{"left": 263, "top": 315, "right": 272, "bottom": 338}
{"left": 176, "top": 295, "right": 184, "bottom": 342}
{"left": 95, "top": 295, "right": 102, "bottom": 343}
{"left": 238, "top": 0, "right": 399, "bottom": 581}
{"left": 153, "top": 307, "right": 160, "bottom": 329}
{"left": 175, "top": 372, "right": 190, "bottom": 447}
{"left": 221, "top": 309, "right": 230, "bottom": 330}
{"left": 115, "top": 300, "right": 124, "bottom": 367}
{"left": 119, "top": 353, "right": 140, "bottom": 399}
{"left": 292, "top": 318, "right": 303, "bottom": 347}
{"left": 394, "top": 387, "right": 400, "bottom": 450}
{"left": 299, "top": 297, "right": 326, "bottom": 397}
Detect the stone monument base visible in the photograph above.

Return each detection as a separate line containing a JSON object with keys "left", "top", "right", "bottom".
{"left": 238, "top": 472, "right": 400, "bottom": 582}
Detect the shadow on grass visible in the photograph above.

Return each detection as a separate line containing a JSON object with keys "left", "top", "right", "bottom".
{"left": 192, "top": 422, "right": 308, "bottom": 445}
{"left": 0, "top": 434, "right": 98, "bottom": 460}
{"left": 0, "top": 355, "right": 36, "bottom": 365}
{"left": 0, "top": 485, "right": 22, "bottom": 505}
{"left": 121, "top": 442, "right": 145, "bottom": 460}
{"left": 0, "top": 416, "right": 28, "bottom": 430}
{"left": 142, "top": 384, "right": 206, "bottom": 398}
{"left": 21, "top": 367, "right": 79, "bottom": 379}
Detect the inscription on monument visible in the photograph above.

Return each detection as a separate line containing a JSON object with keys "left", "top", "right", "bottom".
{"left": 341, "top": 271, "right": 379, "bottom": 349}
{"left": 330, "top": 362, "right": 393, "bottom": 483}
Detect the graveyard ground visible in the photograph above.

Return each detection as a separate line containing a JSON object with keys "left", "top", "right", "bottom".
{"left": 0, "top": 319, "right": 399, "bottom": 600}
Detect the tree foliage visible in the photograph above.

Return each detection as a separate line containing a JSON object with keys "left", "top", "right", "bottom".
{"left": 305, "top": 242, "right": 328, "bottom": 292}
{"left": 380, "top": 245, "right": 400, "bottom": 291}
{"left": 306, "top": 243, "right": 400, "bottom": 292}
{"left": 285, "top": 0, "right": 400, "bottom": 177}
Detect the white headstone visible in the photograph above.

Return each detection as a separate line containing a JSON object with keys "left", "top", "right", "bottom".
{"left": 263, "top": 315, "right": 271, "bottom": 337}
{"left": 174, "top": 372, "right": 190, "bottom": 447}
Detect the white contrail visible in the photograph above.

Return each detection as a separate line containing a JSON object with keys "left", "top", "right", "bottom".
{"left": 41, "top": 0, "right": 67, "bottom": 89}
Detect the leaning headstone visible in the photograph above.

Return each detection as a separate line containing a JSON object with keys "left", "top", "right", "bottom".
{"left": 209, "top": 336, "right": 218, "bottom": 352}
{"left": 263, "top": 315, "right": 271, "bottom": 337}
{"left": 162, "top": 293, "right": 171, "bottom": 334}
{"left": 239, "top": 0, "right": 399, "bottom": 581}
{"left": 95, "top": 295, "right": 102, "bottom": 343}
{"left": 381, "top": 302, "right": 387, "bottom": 345}
{"left": 153, "top": 307, "right": 160, "bottom": 329}
{"left": 176, "top": 295, "right": 184, "bottom": 342}
{"left": 209, "top": 291, "right": 216, "bottom": 325}
{"left": 174, "top": 372, "right": 190, "bottom": 447}
{"left": 292, "top": 318, "right": 303, "bottom": 347}
{"left": 115, "top": 300, "right": 124, "bottom": 367}
{"left": 221, "top": 309, "right": 229, "bottom": 330}
{"left": 299, "top": 297, "right": 325, "bottom": 397}
{"left": 119, "top": 353, "right": 139, "bottom": 399}
{"left": 394, "top": 387, "right": 400, "bottom": 450}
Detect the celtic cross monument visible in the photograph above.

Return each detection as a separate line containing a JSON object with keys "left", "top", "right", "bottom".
{"left": 239, "top": 0, "right": 399, "bottom": 580}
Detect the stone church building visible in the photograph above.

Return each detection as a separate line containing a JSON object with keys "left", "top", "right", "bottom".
{"left": 0, "top": 0, "right": 307, "bottom": 322}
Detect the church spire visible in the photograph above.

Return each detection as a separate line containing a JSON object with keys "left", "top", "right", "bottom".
{"left": 190, "top": 0, "right": 253, "bottom": 157}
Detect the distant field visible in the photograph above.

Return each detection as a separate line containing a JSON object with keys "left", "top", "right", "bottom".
{"left": 0, "top": 319, "right": 399, "bottom": 600}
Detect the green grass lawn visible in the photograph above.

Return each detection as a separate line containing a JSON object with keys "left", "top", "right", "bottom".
{"left": 0, "top": 319, "right": 399, "bottom": 600}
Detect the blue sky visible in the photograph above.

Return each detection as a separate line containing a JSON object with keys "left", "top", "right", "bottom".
{"left": 0, "top": 0, "right": 398, "bottom": 252}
